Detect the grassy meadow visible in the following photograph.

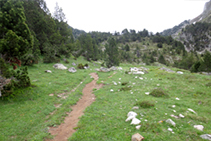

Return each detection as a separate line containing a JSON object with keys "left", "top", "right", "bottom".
{"left": 0, "top": 58, "right": 211, "bottom": 141}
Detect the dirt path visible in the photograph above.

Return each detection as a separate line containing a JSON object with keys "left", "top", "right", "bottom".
{"left": 47, "top": 73, "right": 103, "bottom": 141}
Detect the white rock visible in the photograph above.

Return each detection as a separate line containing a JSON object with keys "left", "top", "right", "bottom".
{"left": 168, "top": 128, "right": 173, "bottom": 132}
{"left": 113, "top": 82, "right": 117, "bottom": 85}
{"left": 139, "top": 77, "right": 143, "bottom": 80}
{"left": 131, "top": 117, "right": 141, "bottom": 125}
{"left": 194, "top": 125, "right": 204, "bottom": 131}
{"left": 145, "top": 92, "right": 150, "bottom": 95}
{"left": 173, "top": 110, "right": 176, "bottom": 113}
{"left": 172, "top": 105, "right": 176, "bottom": 108}
{"left": 131, "top": 92, "right": 133, "bottom": 94}
{"left": 188, "top": 108, "right": 196, "bottom": 114}
{"left": 68, "top": 67, "right": 77, "bottom": 73}
{"left": 132, "top": 106, "right": 139, "bottom": 110}
{"left": 119, "top": 78, "right": 121, "bottom": 80}
{"left": 200, "top": 134, "right": 211, "bottom": 140}
{"left": 53, "top": 63, "right": 67, "bottom": 70}
{"left": 45, "top": 70, "right": 52, "bottom": 73}
{"left": 118, "top": 67, "right": 123, "bottom": 70}
{"left": 171, "top": 114, "right": 179, "bottom": 119}
{"left": 126, "top": 116, "right": 135, "bottom": 122}
{"left": 110, "top": 89, "right": 114, "bottom": 92}
{"left": 127, "top": 111, "right": 138, "bottom": 117}
{"left": 179, "top": 114, "right": 185, "bottom": 118}
{"left": 175, "top": 97, "right": 180, "bottom": 100}
{"left": 177, "top": 71, "right": 183, "bottom": 74}
{"left": 166, "top": 119, "right": 176, "bottom": 127}
{"left": 135, "top": 76, "right": 138, "bottom": 78}
{"left": 157, "top": 84, "right": 160, "bottom": 86}
{"left": 136, "top": 125, "right": 141, "bottom": 130}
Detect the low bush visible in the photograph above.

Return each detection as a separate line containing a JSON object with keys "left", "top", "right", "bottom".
{"left": 150, "top": 88, "right": 169, "bottom": 97}
{"left": 135, "top": 101, "right": 155, "bottom": 108}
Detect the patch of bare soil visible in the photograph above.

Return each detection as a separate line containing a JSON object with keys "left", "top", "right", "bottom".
{"left": 46, "top": 73, "right": 103, "bottom": 141}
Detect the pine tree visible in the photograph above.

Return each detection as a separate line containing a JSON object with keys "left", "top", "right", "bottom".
{"left": 0, "top": 0, "right": 33, "bottom": 68}
{"left": 199, "top": 50, "right": 211, "bottom": 72}
{"left": 105, "top": 38, "right": 119, "bottom": 68}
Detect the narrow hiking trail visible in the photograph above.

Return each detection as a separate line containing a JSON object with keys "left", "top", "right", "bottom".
{"left": 46, "top": 73, "right": 103, "bottom": 141}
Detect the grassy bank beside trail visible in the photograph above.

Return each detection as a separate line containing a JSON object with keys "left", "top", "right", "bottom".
{"left": 70, "top": 66, "right": 211, "bottom": 141}
{"left": 0, "top": 57, "right": 96, "bottom": 141}
{"left": 1, "top": 59, "right": 211, "bottom": 141}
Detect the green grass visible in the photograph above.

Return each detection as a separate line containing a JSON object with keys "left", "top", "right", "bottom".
{"left": 69, "top": 65, "right": 211, "bottom": 141}
{"left": 1, "top": 59, "right": 211, "bottom": 141}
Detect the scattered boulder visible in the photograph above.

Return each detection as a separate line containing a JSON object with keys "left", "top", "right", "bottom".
{"left": 131, "top": 133, "right": 144, "bottom": 141}
{"left": 72, "top": 62, "right": 76, "bottom": 66}
{"left": 126, "top": 111, "right": 138, "bottom": 122}
{"left": 68, "top": 67, "right": 77, "bottom": 73}
{"left": 49, "top": 94, "right": 54, "bottom": 96}
{"left": 160, "top": 67, "right": 175, "bottom": 73}
{"left": 131, "top": 117, "right": 141, "bottom": 125}
{"left": 100, "top": 67, "right": 110, "bottom": 72}
{"left": 132, "top": 106, "right": 139, "bottom": 110}
{"left": 53, "top": 63, "right": 67, "bottom": 70}
{"left": 168, "top": 128, "right": 173, "bottom": 132}
{"left": 166, "top": 119, "right": 176, "bottom": 127}
{"left": 110, "top": 66, "right": 117, "bottom": 71}
{"left": 118, "top": 67, "right": 123, "bottom": 70}
{"left": 45, "top": 70, "right": 52, "bottom": 73}
{"left": 179, "top": 114, "right": 185, "bottom": 118}
{"left": 200, "top": 134, "right": 211, "bottom": 140}
{"left": 132, "top": 71, "right": 144, "bottom": 75}
{"left": 188, "top": 108, "right": 196, "bottom": 114}
{"left": 136, "top": 125, "right": 141, "bottom": 130}
{"left": 194, "top": 125, "right": 204, "bottom": 131}
{"left": 177, "top": 71, "right": 183, "bottom": 74}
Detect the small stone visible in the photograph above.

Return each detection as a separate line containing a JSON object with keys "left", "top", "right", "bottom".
{"left": 68, "top": 67, "right": 77, "bottom": 73}
{"left": 188, "top": 108, "right": 196, "bottom": 114}
{"left": 175, "top": 97, "right": 180, "bottom": 100}
{"left": 132, "top": 106, "right": 139, "bottom": 110}
{"left": 168, "top": 128, "right": 173, "bottom": 132}
{"left": 131, "top": 118, "right": 141, "bottom": 125}
{"left": 172, "top": 105, "right": 176, "bottom": 108}
{"left": 194, "top": 125, "right": 204, "bottom": 131}
{"left": 110, "top": 89, "right": 114, "bottom": 92}
{"left": 166, "top": 119, "right": 176, "bottom": 127}
{"left": 145, "top": 92, "right": 150, "bottom": 95}
{"left": 179, "top": 114, "right": 185, "bottom": 118}
{"left": 45, "top": 70, "right": 52, "bottom": 73}
{"left": 170, "top": 114, "right": 179, "bottom": 119}
{"left": 200, "top": 134, "right": 211, "bottom": 141}
{"left": 49, "top": 94, "right": 54, "bottom": 96}
{"left": 139, "top": 77, "right": 143, "bottom": 80}
{"left": 177, "top": 71, "right": 183, "bottom": 74}
{"left": 136, "top": 125, "right": 141, "bottom": 130}
{"left": 173, "top": 110, "right": 176, "bottom": 113}
{"left": 131, "top": 133, "right": 144, "bottom": 141}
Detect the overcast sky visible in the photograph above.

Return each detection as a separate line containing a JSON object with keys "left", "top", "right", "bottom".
{"left": 45, "top": 0, "right": 209, "bottom": 34}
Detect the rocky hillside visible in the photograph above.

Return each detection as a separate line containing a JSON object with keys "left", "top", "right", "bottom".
{"left": 161, "top": 0, "right": 211, "bottom": 53}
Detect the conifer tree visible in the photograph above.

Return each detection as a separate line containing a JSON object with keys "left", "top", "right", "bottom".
{"left": 0, "top": 0, "right": 33, "bottom": 68}
{"left": 105, "top": 38, "right": 119, "bottom": 68}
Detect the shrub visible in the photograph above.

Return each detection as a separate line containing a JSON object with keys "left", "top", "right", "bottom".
{"left": 77, "top": 63, "right": 84, "bottom": 69}
{"left": 206, "top": 82, "right": 211, "bottom": 87}
{"left": 121, "top": 82, "right": 128, "bottom": 86}
{"left": 135, "top": 101, "right": 155, "bottom": 108}
{"left": 84, "top": 63, "right": 88, "bottom": 67}
{"left": 120, "top": 86, "right": 131, "bottom": 91}
{"left": 150, "top": 88, "right": 169, "bottom": 97}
